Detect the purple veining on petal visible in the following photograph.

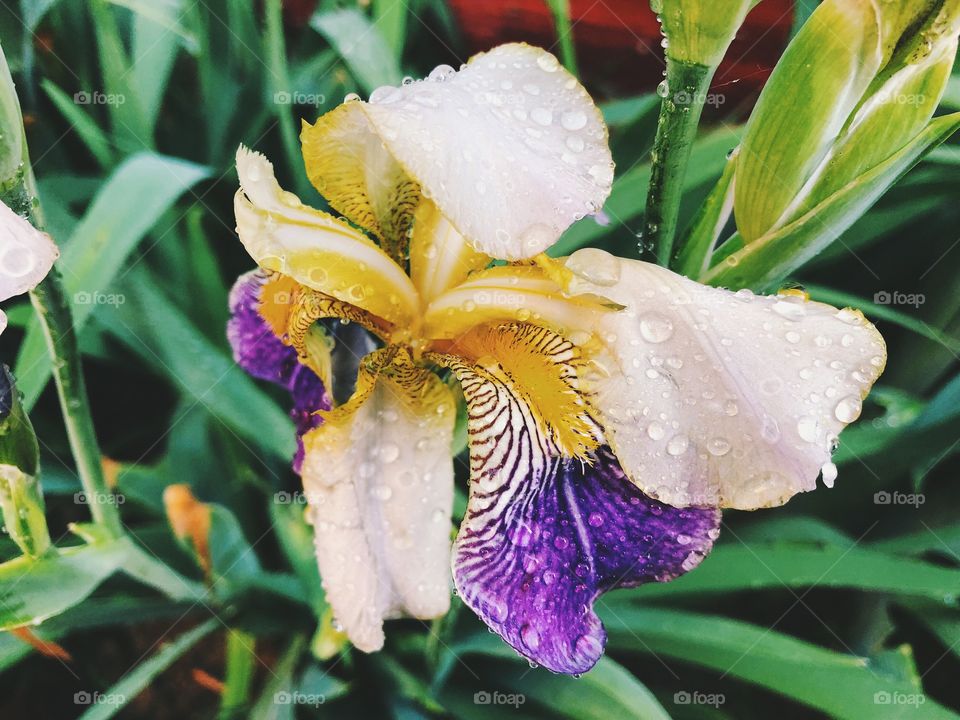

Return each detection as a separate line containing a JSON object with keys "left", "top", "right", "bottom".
{"left": 454, "top": 445, "right": 720, "bottom": 674}
{"left": 227, "top": 270, "right": 329, "bottom": 472}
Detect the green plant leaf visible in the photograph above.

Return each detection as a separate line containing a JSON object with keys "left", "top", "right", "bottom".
{"left": 15, "top": 152, "right": 209, "bottom": 408}
{"left": 704, "top": 113, "right": 960, "bottom": 290}
{"left": 551, "top": 127, "right": 740, "bottom": 256}
{"left": 630, "top": 542, "right": 960, "bottom": 600}
{"left": 77, "top": 618, "right": 218, "bottom": 720}
{"left": 103, "top": 267, "right": 295, "bottom": 460}
{"left": 310, "top": 9, "right": 402, "bottom": 95}
{"left": 601, "top": 604, "right": 957, "bottom": 720}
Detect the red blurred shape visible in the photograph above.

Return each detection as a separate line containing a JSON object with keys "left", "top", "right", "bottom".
{"left": 448, "top": 0, "right": 794, "bottom": 107}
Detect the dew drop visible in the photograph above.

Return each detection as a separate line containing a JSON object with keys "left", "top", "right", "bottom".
{"left": 566, "top": 247, "right": 621, "bottom": 286}
{"left": 561, "top": 110, "right": 588, "bottom": 130}
{"left": 638, "top": 312, "right": 674, "bottom": 343}
{"left": 667, "top": 434, "right": 689, "bottom": 456}
{"left": 821, "top": 461, "right": 838, "bottom": 488}
{"left": 834, "top": 395, "right": 862, "bottom": 423}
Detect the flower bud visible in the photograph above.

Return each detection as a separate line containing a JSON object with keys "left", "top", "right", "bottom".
{"left": 0, "top": 366, "right": 51, "bottom": 558}
{"left": 655, "top": 0, "right": 760, "bottom": 67}
{"left": 0, "top": 46, "right": 24, "bottom": 188}
{"left": 735, "top": 0, "right": 960, "bottom": 242}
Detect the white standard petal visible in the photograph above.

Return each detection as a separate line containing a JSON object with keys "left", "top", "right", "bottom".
{"left": 562, "top": 249, "right": 886, "bottom": 510}
{"left": 0, "top": 200, "right": 58, "bottom": 313}
{"left": 306, "top": 43, "right": 613, "bottom": 261}
{"left": 300, "top": 353, "right": 455, "bottom": 651}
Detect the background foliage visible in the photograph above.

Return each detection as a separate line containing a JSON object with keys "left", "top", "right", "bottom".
{"left": 0, "top": 0, "right": 959, "bottom": 718}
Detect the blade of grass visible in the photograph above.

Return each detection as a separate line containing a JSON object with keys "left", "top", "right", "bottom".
{"left": 77, "top": 618, "right": 219, "bottom": 720}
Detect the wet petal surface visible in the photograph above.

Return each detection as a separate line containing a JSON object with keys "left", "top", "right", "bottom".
{"left": 227, "top": 270, "right": 328, "bottom": 472}
{"left": 447, "top": 357, "right": 719, "bottom": 673}
{"left": 561, "top": 250, "right": 886, "bottom": 509}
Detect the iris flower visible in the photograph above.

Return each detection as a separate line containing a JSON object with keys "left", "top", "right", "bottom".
{"left": 227, "top": 44, "right": 885, "bottom": 674}
{"left": 0, "top": 200, "right": 58, "bottom": 336}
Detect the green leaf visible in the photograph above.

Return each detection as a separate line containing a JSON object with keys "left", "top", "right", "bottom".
{"left": 271, "top": 500, "right": 325, "bottom": 615}
{"left": 77, "top": 618, "right": 218, "bottom": 720}
{"left": 310, "top": 9, "right": 402, "bottom": 95}
{"left": 102, "top": 267, "right": 295, "bottom": 460}
{"left": 249, "top": 636, "right": 305, "bottom": 720}
{"left": 40, "top": 80, "right": 114, "bottom": 169}
{"left": 704, "top": 113, "right": 960, "bottom": 290}
{"left": 601, "top": 604, "right": 958, "bottom": 720}
{"left": 0, "top": 541, "right": 126, "bottom": 629}
{"left": 806, "top": 284, "right": 960, "bottom": 355}
{"left": 544, "top": 0, "right": 577, "bottom": 74}
{"left": 551, "top": 127, "right": 740, "bottom": 256}
{"left": 629, "top": 542, "right": 960, "bottom": 601}
{"left": 674, "top": 147, "right": 737, "bottom": 277}
{"left": 372, "top": 0, "right": 408, "bottom": 62}
{"left": 487, "top": 654, "right": 670, "bottom": 720}
{"left": 220, "top": 629, "right": 257, "bottom": 719}
{"left": 15, "top": 152, "right": 209, "bottom": 408}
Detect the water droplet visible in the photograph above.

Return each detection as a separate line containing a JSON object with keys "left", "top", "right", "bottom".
{"left": 707, "top": 437, "right": 731, "bottom": 456}
{"left": 667, "top": 434, "right": 689, "bottom": 456}
{"left": 834, "top": 395, "right": 862, "bottom": 423}
{"left": 561, "top": 110, "right": 588, "bottom": 131}
{"left": 797, "top": 416, "right": 819, "bottom": 443}
{"left": 379, "top": 443, "right": 400, "bottom": 463}
{"left": 638, "top": 312, "right": 674, "bottom": 343}
{"left": 588, "top": 512, "right": 604, "bottom": 528}
{"left": 656, "top": 79, "right": 670, "bottom": 97}
{"left": 428, "top": 64, "right": 456, "bottom": 82}
{"left": 647, "top": 421, "right": 665, "bottom": 440}
{"left": 821, "top": 462, "right": 838, "bottom": 488}
{"left": 566, "top": 248, "right": 621, "bottom": 286}
{"left": 761, "top": 415, "right": 781, "bottom": 443}
{"left": 531, "top": 107, "right": 553, "bottom": 126}
{"left": 536, "top": 53, "right": 560, "bottom": 72}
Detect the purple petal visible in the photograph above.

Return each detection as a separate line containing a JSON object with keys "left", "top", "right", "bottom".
{"left": 454, "top": 445, "right": 720, "bottom": 674}
{"left": 227, "top": 270, "right": 329, "bottom": 472}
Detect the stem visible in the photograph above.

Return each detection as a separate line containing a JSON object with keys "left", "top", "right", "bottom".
{"left": 29, "top": 272, "right": 123, "bottom": 537}
{"left": 0, "top": 46, "right": 123, "bottom": 539}
{"left": 643, "top": 58, "right": 714, "bottom": 266}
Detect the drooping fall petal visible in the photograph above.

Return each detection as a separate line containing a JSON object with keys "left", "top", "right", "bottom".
{"left": 445, "top": 356, "right": 719, "bottom": 674}
{"left": 299, "top": 350, "right": 455, "bottom": 652}
{"left": 227, "top": 270, "right": 328, "bottom": 472}
{"left": 560, "top": 249, "right": 885, "bottom": 510}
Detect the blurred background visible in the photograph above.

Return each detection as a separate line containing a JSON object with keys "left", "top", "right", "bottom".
{"left": 1, "top": 1, "right": 959, "bottom": 718}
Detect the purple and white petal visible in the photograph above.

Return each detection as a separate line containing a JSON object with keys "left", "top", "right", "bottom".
{"left": 450, "top": 362, "right": 720, "bottom": 674}
{"left": 227, "top": 270, "right": 329, "bottom": 472}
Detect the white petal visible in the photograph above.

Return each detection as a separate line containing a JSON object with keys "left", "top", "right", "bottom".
{"left": 0, "top": 200, "right": 58, "bottom": 309}
{"left": 300, "top": 353, "right": 455, "bottom": 651}
{"left": 234, "top": 146, "right": 420, "bottom": 326}
{"left": 304, "top": 44, "right": 613, "bottom": 260}
{"left": 562, "top": 249, "right": 886, "bottom": 510}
